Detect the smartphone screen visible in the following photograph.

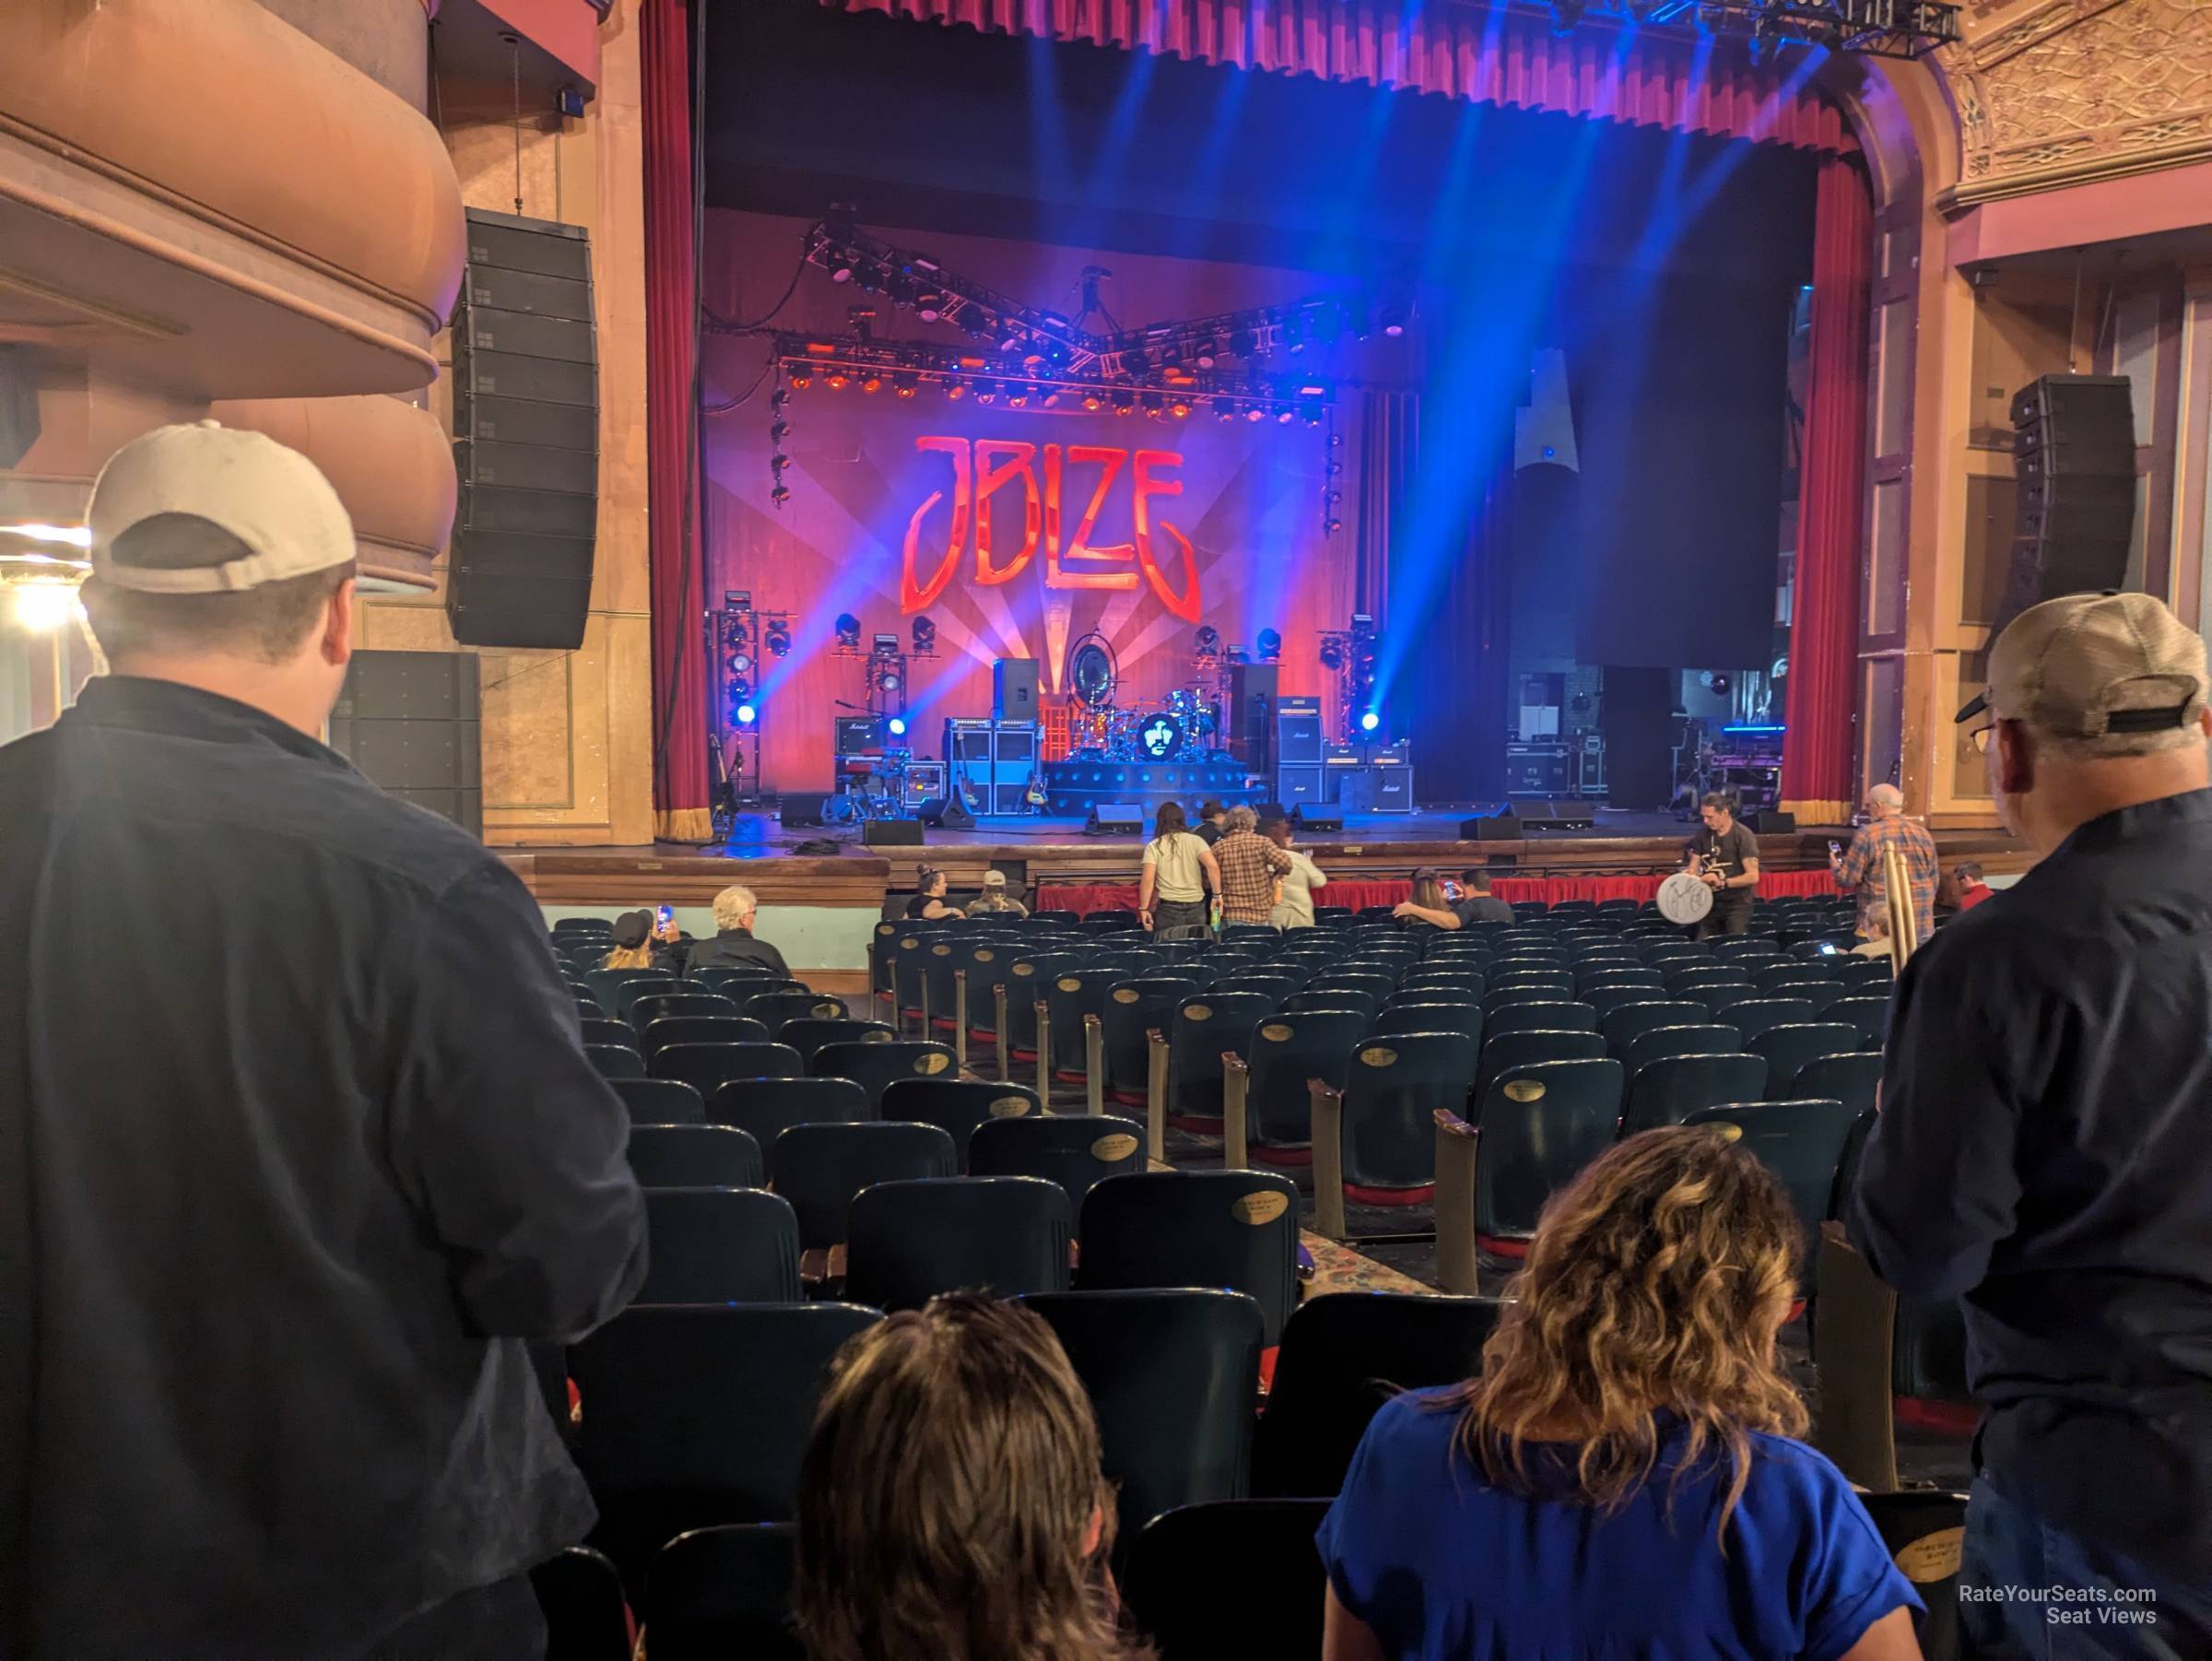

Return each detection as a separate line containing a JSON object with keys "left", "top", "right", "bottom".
{"left": 1828, "top": 840, "right": 1842, "bottom": 858}
{"left": 656, "top": 905, "right": 673, "bottom": 925}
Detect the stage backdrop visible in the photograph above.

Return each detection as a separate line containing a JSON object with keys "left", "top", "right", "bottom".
{"left": 705, "top": 212, "right": 1361, "bottom": 795}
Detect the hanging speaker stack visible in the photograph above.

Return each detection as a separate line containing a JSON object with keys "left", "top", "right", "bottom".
{"left": 448, "top": 207, "right": 600, "bottom": 650}
{"left": 2002, "top": 374, "right": 2136, "bottom": 621}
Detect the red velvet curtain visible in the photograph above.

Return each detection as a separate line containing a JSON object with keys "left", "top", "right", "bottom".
{"left": 823, "top": 0, "right": 1852, "bottom": 152}
{"left": 643, "top": 0, "right": 712, "bottom": 842}
{"left": 1779, "top": 156, "right": 1872, "bottom": 825}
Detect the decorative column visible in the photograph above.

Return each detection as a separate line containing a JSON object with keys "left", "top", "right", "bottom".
{"left": 1781, "top": 155, "right": 1874, "bottom": 825}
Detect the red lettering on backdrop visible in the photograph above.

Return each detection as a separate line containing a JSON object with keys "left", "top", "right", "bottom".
{"left": 1052, "top": 445, "right": 1138, "bottom": 591}
{"left": 901, "top": 436, "right": 971, "bottom": 611}
{"left": 1133, "top": 449, "right": 1201, "bottom": 621}
{"left": 973, "top": 441, "right": 1041, "bottom": 584}
{"left": 903, "top": 433, "right": 1199, "bottom": 615}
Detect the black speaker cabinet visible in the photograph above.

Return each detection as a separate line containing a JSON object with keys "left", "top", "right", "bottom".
{"left": 1085, "top": 802, "right": 1146, "bottom": 835}
{"left": 918, "top": 795, "right": 973, "bottom": 830}
{"left": 1462, "top": 813, "right": 1522, "bottom": 841}
{"left": 780, "top": 793, "right": 832, "bottom": 828}
{"left": 1291, "top": 805, "right": 1344, "bottom": 831}
{"left": 865, "top": 819, "right": 927, "bottom": 845}
{"left": 994, "top": 658, "right": 1040, "bottom": 722}
{"left": 449, "top": 207, "right": 598, "bottom": 650}
{"left": 2003, "top": 374, "right": 2136, "bottom": 619}
{"left": 328, "top": 651, "right": 482, "bottom": 836}
{"left": 1228, "top": 663, "right": 1279, "bottom": 769}
{"left": 1748, "top": 808, "right": 1796, "bottom": 835}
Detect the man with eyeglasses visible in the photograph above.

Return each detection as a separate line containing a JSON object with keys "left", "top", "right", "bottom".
{"left": 1829, "top": 781, "right": 1938, "bottom": 942}
{"left": 1848, "top": 590, "right": 2212, "bottom": 1657}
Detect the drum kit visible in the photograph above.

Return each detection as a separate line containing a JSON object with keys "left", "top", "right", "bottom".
{"left": 1065, "top": 629, "right": 1220, "bottom": 762}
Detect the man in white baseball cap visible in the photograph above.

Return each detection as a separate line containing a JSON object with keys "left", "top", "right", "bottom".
{"left": 1849, "top": 590, "right": 2212, "bottom": 1655}
{"left": 0, "top": 423, "right": 645, "bottom": 1659}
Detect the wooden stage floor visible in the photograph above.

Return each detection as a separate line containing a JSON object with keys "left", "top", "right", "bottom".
{"left": 502, "top": 806, "right": 2026, "bottom": 909}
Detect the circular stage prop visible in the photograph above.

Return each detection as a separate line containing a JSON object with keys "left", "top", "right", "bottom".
{"left": 1135, "top": 712, "right": 1184, "bottom": 760}
{"left": 1655, "top": 870, "right": 1714, "bottom": 925}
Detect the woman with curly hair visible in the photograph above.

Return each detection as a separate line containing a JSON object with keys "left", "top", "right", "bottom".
{"left": 794, "top": 1294, "right": 1148, "bottom": 1661}
{"left": 1319, "top": 1126, "right": 1924, "bottom": 1661}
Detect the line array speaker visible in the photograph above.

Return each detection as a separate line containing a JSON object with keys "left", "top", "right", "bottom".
{"left": 1228, "top": 663, "right": 1279, "bottom": 772}
{"left": 449, "top": 207, "right": 599, "bottom": 650}
{"left": 2003, "top": 374, "right": 2136, "bottom": 620}
{"left": 328, "top": 651, "right": 481, "bottom": 836}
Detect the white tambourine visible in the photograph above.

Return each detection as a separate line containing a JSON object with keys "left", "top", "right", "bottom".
{"left": 1656, "top": 870, "right": 1715, "bottom": 925}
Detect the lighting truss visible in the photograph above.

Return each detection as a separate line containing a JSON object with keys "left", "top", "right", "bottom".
{"left": 734, "top": 217, "right": 1398, "bottom": 415}
{"left": 1562, "top": 0, "right": 1958, "bottom": 56}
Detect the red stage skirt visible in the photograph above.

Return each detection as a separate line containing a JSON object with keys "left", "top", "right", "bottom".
{"left": 1038, "top": 869, "right": 1841, "bottom": 915}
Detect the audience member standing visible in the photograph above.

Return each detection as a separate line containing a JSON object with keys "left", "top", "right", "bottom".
{"left": 1682, "top": 791, "right": 1760, "bottom": 937}
{"left": 1137, "top": 802, "right": 1218, "bottom": 938}
{"left": 794, "top": 1294, "right": 1139, "bottom": 1661}
{"left": 1213, "top": 804, "right": 1293, "bottom": 927}
{"left": 1320, "top": 1129, "right": 1921, "bottom": 1660}
{"left": 1850, "top": 591, "right": 2212, "bottom": 1655}
{"left": 684, "top": 883, "right": 791, "bottom": 978}
{"left": 1262, "top": 813, "right": 1327, "bottom": 928}
{"left": 0, "top": 424, "right": 646, "bottom": 1661}
{"left": 1193, "top": 800, "right": 1230, "bottom": 845}
{"left": 1831, "top": 783, "right": 1937, "bottom": 941}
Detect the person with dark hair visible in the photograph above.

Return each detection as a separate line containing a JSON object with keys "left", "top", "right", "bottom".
{"left": 1393, "top": 867, "right": 1512, "bottom": 930}
{"left": 1949, "top": 861, "right": 1994, "bottom": 913}
{"left": 1682, "top": 791, "right": 1759, "bottom": 937}
{"left": 1138, "top": 801, "right": 1218, "bottom": 937}
{"left": 1320, "top": 1128, "right": 1922, "bottom": 1661}
{"left": 906, "top": 866, "right": 959, "bottom": 921}
{"left": 0, "top": 423, "right": 646, "bottom": 1659}
{"left": 1853, "top": 592, "right": 2212, "bottom": 1654}
{"left": 1193, "top": 800, "right": 1230, "bottom": 845}
{"left": 794, "top": 1294, "right": 1145, "bottom": 1661}
{"left": 1261, "top": 813, "right": 1327, "bottom": 928}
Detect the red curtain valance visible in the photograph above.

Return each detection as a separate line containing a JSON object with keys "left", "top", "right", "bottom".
{"left": 823, "top": 0, "right": 1852, "bottom": 153}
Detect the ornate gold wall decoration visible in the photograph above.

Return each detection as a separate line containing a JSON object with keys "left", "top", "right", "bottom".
{"left": 1941, "top": 0, "right": 2212, "bottom": 203}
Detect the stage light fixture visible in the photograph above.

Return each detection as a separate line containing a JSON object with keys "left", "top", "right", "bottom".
{"left": 916, "top": 290, "right": 945, "bottom": 323}
{"left": 1195, "top": 337, "right": 1221, "bottom": 369}
{"left": 1301, "top": 406, "right": 1324, "bottom": 427}
{"left": 1139, "top": 393, "right": 1163, "bottom": 420}
{"left": 735, "top": 701, "right": 759, "bottom": 725}
{"left": 826, "top": 371, "right": 850, "bottom": 391}
{"left": 1229, "top": 328, "right": 1258, "bottom": 357}
{"left": 771, "top": 483, "right": 792, "bottom": 506}
{"left": 769, "top": 418, "right": 790, "bottom": 442}
{"left": 975, "top": 384, "right": 997, "bottom": 405}
{"left": 835, "top": 613, "right": 863, "bottom": 648}
{"left": 1007, "top": 386, "right": 1030, "bottom": 408}
{"left": 1257, "top": 628, "right": 1283, "bottom": 661}
{"left": 888, "top": 716, "right": 908, "bottom": 736}
{"left": 1214, "top": 400, "right": 1236, "bottom": 422}
{"left": 945, "top": 379, "right": 967, "bottom": 400}
{"left": 1245, "top": 406, "right": 1266, "bottom": 423}
{"left": 1082, "top": 391, "right": 1104, "bottom": 412}
{"left": 893, "top": 371, "right": 919, "bottom": 399}
{"left": 860, "top": 373, "right": 883, "bottom": 395}
{"left": 788, "top": 370, "right": 813, "bottom": 389}
{"left": 1112, "top": 390, "right": 1135, "bottom": 417}
{"left": 1382, "top": 308, "right": 1406, "bottom": 338}
{"left": 1194, "top": 625, "right": 1221, "bottom": 654}
{"left": 1326, "top": 518, "right": 1344, "bottom": 535}
{"left": 770, "top": 453, "right": 791, "bottom": 475}
{"left": 765, "top": 617, "right": 793, "bottom": 657}
{"left": 828, "top": 253, "right": 855, "bottom": 285}
{"left": 1168, "top": 397, "right": 1192, "bottom": 419}
{"left": 887, "top": 271, "right": 919, "bottom": 308}
{"left": 1320, "top": 637, "right": 1345, "bottom": 671}
{"left": 1277, "top": 409, "right": 1297, "bottom": 425}
{"left": 912, "top": 615, "right": 936, "bottom": 652}
{"left": 1360, "top": 711, "right": 1381, "bottom": 734}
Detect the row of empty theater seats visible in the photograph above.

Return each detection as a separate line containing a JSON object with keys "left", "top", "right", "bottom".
{"left": 533, "top": 904, "right": 1973, "bottom": 1660}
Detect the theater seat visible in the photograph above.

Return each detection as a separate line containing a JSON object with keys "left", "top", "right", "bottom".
{"left": 1311, "top": 1031, "right": 1480, "bottom": 1235}
{"left": 1221, "top": 1007, "right": 1371, "bottom": 1171}
{"left": 608, "top": 1076, "right": 707, "bottom": 1126}
{"left": 1022, "top": 1290, "right": 1265, "bottom": 1552}
{"left": 844, "top": 1176, "right": 1072, "bottom": 1311}
{"left": 1078, "top": 1170, "right": 1300, "bottom": 1350}
{"left": 880, "top": 1076, "right": 1041, "bottom": 1167}
{"left": 627, "top": 1125, "right": 763, "bottom": 1190}
{"left": 638, "top": 1188, "right": 800, "bottom": 1305}
{"left": 968, "top": 1113, "right": 1145, "bottom": 1209}
{"left": 767, "top": 1120, "right": 957, "bottom": 1254}
{"left": 1466, "top": 1057, "right": 1624, "bottom": 1271}
{"left": 533, "top": 1545, "right": 630, "bottom": 1661}
{"left": 644, "top": 1525, "right": 801, "bottom": 1661}
{"left": 1123, "top": 1499, "right": 1333, "bottom": 1661}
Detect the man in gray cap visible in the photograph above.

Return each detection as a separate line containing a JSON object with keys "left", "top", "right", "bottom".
{"left": 0, "top": 423, "right": 645, "bottom": 1658}
{"left": 1848, "top": 591, "right": 2212, "bottom": 1655}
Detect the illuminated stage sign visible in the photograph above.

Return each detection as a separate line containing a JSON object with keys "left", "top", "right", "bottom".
{"left": 900, "top": 437, "right": 1201, "bottom": 621}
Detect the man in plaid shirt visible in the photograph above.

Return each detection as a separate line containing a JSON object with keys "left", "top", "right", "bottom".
{"left": 1831, "top": 783, "right": 1938, "bottom": 940}
{"left": 1213, "top": 804, "right": 1292, "bottom": 925}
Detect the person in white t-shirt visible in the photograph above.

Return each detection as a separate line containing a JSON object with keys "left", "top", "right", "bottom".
{"left": 1138, "top": 801, "right": 1220, "bottom": 937}
{"left": 1263, "top": 812, "right": 1327, "bottom": 928}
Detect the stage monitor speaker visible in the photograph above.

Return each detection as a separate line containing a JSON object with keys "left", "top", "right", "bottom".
{"left": 329, "top": 651, "right": 481, "bottom": 836}
{"left": 1291, "top": 805, "right": 1344, "bottom": 831}
{"left": 2003, "top": 374, "right": 2136, "bottom": 619}
{"left": 1462, "top": 813, "right": 1522, "bottom": 841}
{"left": 1518, "top": 799, "right": 1596, "bottom": 831}
{"left": 994, "top": 658, "right": 1040, "bottom": 722}
{"left": 865, "top": 819, "right": 927, "bottom": 845}
{"left": 1228, "top": 663, "right": 1279, "bottom": 770}
{"left": 781, "top": 792, "right": 832, "bottom": 828}
{"left": 916, "top": 795, "right": 972, "bottom": 830}
{"left": 1748, "top": 808, "right": 1796, "bottom": 834}
{"left": 448, "top": 207, "right": 598, "bottom": 650}
{"left": 1086, "top": 802, "right": 1146, "bottom": 836}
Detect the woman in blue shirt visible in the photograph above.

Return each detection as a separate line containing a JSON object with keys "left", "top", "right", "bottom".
{"left": 1319, "top": 1127, "right": 1923, "bottom": 1661}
